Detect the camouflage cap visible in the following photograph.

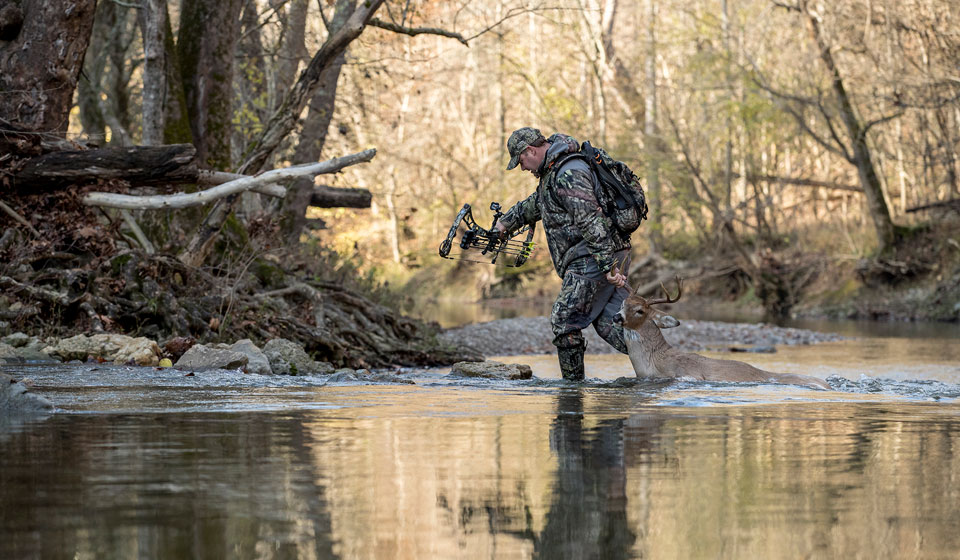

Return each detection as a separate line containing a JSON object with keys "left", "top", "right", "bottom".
{"left": 506, "top": 127, "right": 545, "bottom": 170}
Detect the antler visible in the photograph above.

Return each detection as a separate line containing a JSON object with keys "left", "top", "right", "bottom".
{"left": 646, "top": 276, "right": 683, "bottom": 306}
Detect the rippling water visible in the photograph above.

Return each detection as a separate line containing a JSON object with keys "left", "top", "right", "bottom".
{"left": 2, "top": 334, "right": 960, "bottom": 559}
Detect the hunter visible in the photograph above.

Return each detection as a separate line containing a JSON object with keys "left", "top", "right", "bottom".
{"left": 495, "top": 127, "right": 631, "bottom": 381}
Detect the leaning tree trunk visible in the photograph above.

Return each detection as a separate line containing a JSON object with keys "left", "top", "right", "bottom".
{"left": 178, "top": 0, "right": 244, "bottom": 170}
{"left": 0, "top": 0, "right": 96, "bottom": 136}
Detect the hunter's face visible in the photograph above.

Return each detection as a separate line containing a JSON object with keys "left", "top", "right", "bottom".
{"left": 519, "top": 145, "right": 540, "bottom": 173}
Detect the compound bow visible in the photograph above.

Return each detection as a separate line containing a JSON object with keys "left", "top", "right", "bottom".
{"left": 438, "top": 202, "right": 536, "bottom": 267}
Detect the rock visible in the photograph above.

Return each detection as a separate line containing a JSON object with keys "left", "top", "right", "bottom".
{"left": 262, "top": 338, "right": 334, "bottom": 375}
{"left": 450, "top": 360, "right": 533, "bottom": 380}
{"left": 113, "top": 337, "right": 162, "bottom": 366}
{"left": 228, "top": 339, "right": 272, "bottom": 374}
{"left": 43, "top": 333, "right": 160, "bottom": 366}
{"left": 163, "top": 336, "right": 196, "bottom": 361}
{"left": 44, "top": 333, "right": 133, "bottom": 362}
{"left": 364, "top": 372, "right": 416, "bottom": 385}
{"left": 327, "top": 370, "right": 358, "bottom": 382}
{"left": 1, "top": 332, "right": 29, "bottom": 348}
{"left": 326, "top": 369, "right": 415, "bottom": 385}
{"left": 1, "top": 373, "right": 54, "bottom": 415}
{"left": 174, "top": 344, "right": 248, "bottom": 371}
{"left": 0, "top": 342, "right": 59, "bottom": 365}
{"left": 0, "top": 342, "right": 18, "bottom": 363}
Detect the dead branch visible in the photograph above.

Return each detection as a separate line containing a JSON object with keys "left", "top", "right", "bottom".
{"left": 198, "top": 170, "right": 286, "bottom": 197}
{"left": 83, "top": 150, "right": 375, "bottom": 210}
{"left": 0, "top": 198, "right": 40, "bottom": 237}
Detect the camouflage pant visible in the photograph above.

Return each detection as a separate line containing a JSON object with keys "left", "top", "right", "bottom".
{"left": 551, "top": 252, "right": 630, "bottom": 355}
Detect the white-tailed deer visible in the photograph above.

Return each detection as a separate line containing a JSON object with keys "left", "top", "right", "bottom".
{"left": 616, "top": 276, "right": 830, "bottom": 390}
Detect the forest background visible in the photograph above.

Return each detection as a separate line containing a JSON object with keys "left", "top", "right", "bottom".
{"left": 1, "top": 0, "right": 958, "bottom": 367}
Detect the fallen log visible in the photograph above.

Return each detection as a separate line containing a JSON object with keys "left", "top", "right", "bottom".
{"left": 13, "top": 144, "right": 198, "bottom": 190}
{"left": 310, "top": 184, "right": 372, "bottom": 208}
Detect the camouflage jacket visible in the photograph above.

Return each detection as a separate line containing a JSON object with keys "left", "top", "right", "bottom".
{"left": 499, "top": 133, "right": 630, "bottom": 278}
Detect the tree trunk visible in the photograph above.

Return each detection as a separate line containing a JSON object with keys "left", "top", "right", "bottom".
{"left": 234, "top": 0, "right": 269, "bottom": 166}
{"left": 642, "top": 0, "right": 662, "bottom": 252}
{"left": 802, "top": 1, "right": 897, "bottom": 251}
{"left": 138, "top": 0, "right": 168, "bottom": 146}
{"left": 178, "top": 0, "right": 244, "bottom": 170}
{"left": 161, "top": 7, "right": 193, "bottom": 144}
{"left": 0, "top": 0, "right": 96, "bottom": 135}
{"left": 274, "top": 0, "right": 309, "bottom": 101}
{"left": 77, "top": 1, "right": 110, "bottom": 144}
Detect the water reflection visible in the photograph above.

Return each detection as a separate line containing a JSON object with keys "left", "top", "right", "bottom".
{"left": 535, "top": 388, "right": 636, "bottom": 558}
{"left": 3, "top": 387, "right": 960, "bottom": 559}
{"left": 0, "top": 414, "right": 338, "bottom": 560}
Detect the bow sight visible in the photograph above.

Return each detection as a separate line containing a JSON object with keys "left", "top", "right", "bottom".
{"left": 438, "top": 202, "right": 536, "bottom": 267}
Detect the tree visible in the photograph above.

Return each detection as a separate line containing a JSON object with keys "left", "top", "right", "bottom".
{"left": 178, "top": 0, "right": 245, "bottom": 170}
{"left": 0, "top": 0, "right": 96, "bottom": 138}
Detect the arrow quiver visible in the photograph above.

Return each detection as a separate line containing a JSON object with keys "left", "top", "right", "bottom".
{"left": 438, "top": 202, "right": 536, "bottom": 267}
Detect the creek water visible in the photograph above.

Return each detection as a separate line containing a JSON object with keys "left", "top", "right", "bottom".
{"left": 2, "top": 322, "right": 960, "bottom": 559}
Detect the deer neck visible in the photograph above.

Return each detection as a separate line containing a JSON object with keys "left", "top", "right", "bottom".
{"left": 622, "top": 319, "right": 672, "bottom": 377}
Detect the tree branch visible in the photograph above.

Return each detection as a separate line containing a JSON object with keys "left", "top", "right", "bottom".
{"left": 368, "top": 17, "right": 468, "bottom": 45}
{"left": 84, "top": 149, "right": 375, "bottom": 210}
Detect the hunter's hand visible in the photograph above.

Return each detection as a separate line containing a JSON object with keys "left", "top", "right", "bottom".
{"left": 494, "top": 222, "right": 508, "bottom": 238}
{"left": 605, "top": 266, "right": 627, "bottom": 288}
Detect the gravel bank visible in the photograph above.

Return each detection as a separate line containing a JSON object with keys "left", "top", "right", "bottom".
{"left": 440, "top": 316, "right": 844, "bottom": 357}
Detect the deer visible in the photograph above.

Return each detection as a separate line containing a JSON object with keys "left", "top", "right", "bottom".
{"left": 614, "top": 275, "right": 830, "bottom": 390}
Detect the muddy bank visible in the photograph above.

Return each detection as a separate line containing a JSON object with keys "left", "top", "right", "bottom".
{"left": 439, "top": 315, "right": 844, "bottom": 358}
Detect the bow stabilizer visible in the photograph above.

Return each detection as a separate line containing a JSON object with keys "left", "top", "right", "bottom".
{"left": 438, "top": 202, "right": 536, "bottom": 267}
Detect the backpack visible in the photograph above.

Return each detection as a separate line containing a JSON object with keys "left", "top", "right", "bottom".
{"left": 552, "top": 141, "right": 648, "bottom": 236}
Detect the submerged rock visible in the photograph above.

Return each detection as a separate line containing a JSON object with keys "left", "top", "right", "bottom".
{"left": 0, "top": 373, "right": 54, "bottom": 415}
{"left": 450, "top": 360, "right": 533, "bottom": 380}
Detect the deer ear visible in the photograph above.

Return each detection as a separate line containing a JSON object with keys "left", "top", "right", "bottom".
{"left": 653, "top": 313, "right": 680, "bottom": 329}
